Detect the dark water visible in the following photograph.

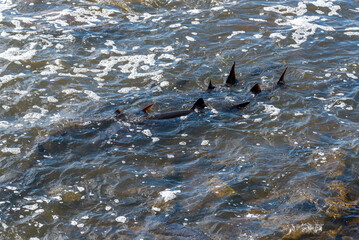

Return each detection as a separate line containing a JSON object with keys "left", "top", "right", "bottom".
{"left": 0, "top": 0, "right": 358, "bottom": 239}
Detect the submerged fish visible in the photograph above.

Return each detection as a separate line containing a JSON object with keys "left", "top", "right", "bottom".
{"left": 142, "top": 98, "right": 207, "bottom": 120}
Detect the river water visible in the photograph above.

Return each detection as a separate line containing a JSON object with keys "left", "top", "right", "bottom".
{"left": 0, "top": 0, "right": 358, "bottom": 239}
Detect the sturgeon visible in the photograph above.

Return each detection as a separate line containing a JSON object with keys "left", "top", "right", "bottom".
{"left": 142, "top": 98, "right": 207, "bottom": 120}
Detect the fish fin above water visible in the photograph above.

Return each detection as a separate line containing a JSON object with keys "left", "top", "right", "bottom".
{"left": 250, "top": 83, "right": 261, "bottom": 94}
{"left": 277, "top": 67, "right": 288, "bottom": 86}
{"left": 115, "top": 108, "right": 121, "bottom": 114}
{"left": 207, "top": 80, "right": 216, "bottom": 91}
{"left": 191, "top": 98, "right": 206, "bottom": 111}
{"left": 142, "top": 103, "right": 155, "bottom": 113}
{"left": 235, "top": 102, "right": 250, "bottom": 109}
{"left": 225, "top": 62, "right": 237, "bottom": 86}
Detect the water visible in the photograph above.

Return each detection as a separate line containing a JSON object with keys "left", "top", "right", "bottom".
{"left": 0, "top": 0, "right": 358, "bottom": 239}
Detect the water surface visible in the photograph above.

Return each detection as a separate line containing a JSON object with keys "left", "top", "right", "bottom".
{"left": 0, "top": 0, "right": 358, "bottom": 239}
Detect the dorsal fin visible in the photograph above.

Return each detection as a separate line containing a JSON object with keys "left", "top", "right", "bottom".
{"left": 277, "top": 67, "right": 288, "bottom": 85}
{"left": 207, "top": 80, "right": 216, "bottom": 91}
{"left": 235, "top": 102, "right": 250, "bottom": 109}
{"left": 142, "top": 103, "right": 154, "bottom": 113}
{"left": 191, "top": 98, "right": 206, "bottom": 111}
{"left": 225, "top": 62, "right": 237, "bottom": 86}
{"left": 250, "top": 83, "right": 261, "bottom": 94}
{"left": 115, "top": 108, "right": 121, "bottom": 114}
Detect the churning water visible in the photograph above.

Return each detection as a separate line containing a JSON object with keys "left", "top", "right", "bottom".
{"left": 0, "top": 0, "right": 358, "bottom": 239}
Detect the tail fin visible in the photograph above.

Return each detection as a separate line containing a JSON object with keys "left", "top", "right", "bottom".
{"left": 191, "top": 98, "right": 206, "bottom": 111}
{"left": 277, "top": 67, "right": 287, "bottom": 86}
{"left": 142, "top": 104, "right": 154, "bottom": 113}
{"left": 250, "top": 83, "right": 261, "bottom": 94}
{"left": 225, "top": 62, "right": 237, "bottom": 86}
{"left": 235, "top": 102, "right": 250, "bottom": 109}
{"left": 207, "top": 80, "right": 216, "bottom": 91}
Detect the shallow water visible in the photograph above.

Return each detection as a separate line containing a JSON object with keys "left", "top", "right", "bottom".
{"left": 0, "top": 0, "right": 358, "bottom": 239}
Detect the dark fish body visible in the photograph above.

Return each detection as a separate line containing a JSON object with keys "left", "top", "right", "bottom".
{"left": 145, "top": 98, "right": 206, "bottom": 120}
{"left": 148, "top": 110, "right": 192, "bottom": 120}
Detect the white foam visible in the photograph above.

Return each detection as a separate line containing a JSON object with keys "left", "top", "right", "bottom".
{"left": 159, "top": 189, "right": 181, "bottom": 202}
{"left": 23, "top": 203, "right": 38, "bottom": 211}
{"left": 47, "top": 96, "right": 58, "bottom": 103}
{"left": 249, "top": 18, "right": 267, "bottom": 22}
{"left": 1, "top": 147, "right": 21, "bottom": 154}
{"left": 344, "top": 32, "right": 359, "bottom": 36}
{"left": 265, "top": 2, "right": 335, "bottom": 48}
{"left": 263, "top": 104, "right": 281, "bottom": 116}
{"left": 160, "top": 81, "right": 169, "bottom": 87}
{"left": 304, "top": 0, "right": 341, "bottom": 16}
{"left": 62, "top": 88, "right": 81, "bottom": 95}
{"left": 347, "top": 73, "right": 358, "bottom": 79}
{"left": 201, "top": 140, "right": 209, "bottom": 146}
{"left": 84, "top": 90, "right": 100, "bottom": 101}
{"left": 211, "top": 6, "right": 225, "bottom": 11}
{"left": 115, "top": 216, "right": 127, "bottom": 223}
{"left": 187, "top": 9, "right": 201, "bottom": 14}
{"left": 169, "top": 23, "right": 181, "bottom": 28}
{"left": 0, "top": 121, "right": 10, "bottom": 129}
{"left": 227, "top": 31, "right": 245, "bottom": 39}
{"left": 269, "top": 33, "right": 287, "bottom": 41}
{"left": 118, "top": 87, "right": 140, "bottom": 94}
{"left": 142, "top": 129, "right": 152, "bottom": 137}
{"left": 185, "top": 36, "right": 196, "bottom": 42}
{"left": 0, "top": 47, "right": 36, "bottom": 61}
